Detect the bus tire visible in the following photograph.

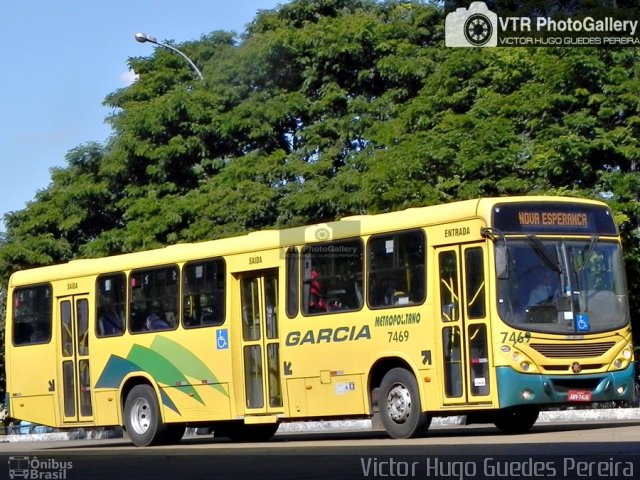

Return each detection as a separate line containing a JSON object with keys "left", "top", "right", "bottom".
{"left": 379, "top": 368, "right": 431, "bottom": 439}
{"left": 494, "top": 406, "right": 539, "bottom": 434}
{"left": 124, "top": 384, "right": 166, "bottom": 447}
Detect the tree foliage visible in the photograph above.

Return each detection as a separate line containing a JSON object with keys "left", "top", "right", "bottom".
{"left": 1, "top": 0, "right": 639, "bottom": 390}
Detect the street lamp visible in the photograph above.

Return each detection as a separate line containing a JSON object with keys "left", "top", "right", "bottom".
{"left": 134, "top": 32, "right": 204, "bottom": 83}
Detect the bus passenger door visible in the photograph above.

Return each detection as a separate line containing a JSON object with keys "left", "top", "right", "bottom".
{"left": 436, "top": 244, "right": 492, "bottom": 407}
{"left": 238, "top": 270, "right": 284, "bottom": 416}
{"left": 57, "top": 295, "right": 94, "bottom": 423}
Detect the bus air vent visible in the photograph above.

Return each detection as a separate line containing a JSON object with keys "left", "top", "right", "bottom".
{"left": 529, "top": 342, "right": 615, "bottom": 358}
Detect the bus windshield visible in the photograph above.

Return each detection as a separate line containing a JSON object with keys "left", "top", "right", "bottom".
{"left": 497, "top": 238, "right": 629, "bottom": 334}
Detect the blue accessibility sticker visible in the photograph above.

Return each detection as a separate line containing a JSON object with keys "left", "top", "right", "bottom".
{"left": 576, "top": 313, "right": 590, "bottom": 332}
{"left": 216, "top": 329, "right": 229, "bottom": 350}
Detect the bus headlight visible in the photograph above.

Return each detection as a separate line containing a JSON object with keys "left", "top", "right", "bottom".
{"left": 610, "top": 342, "right": 634, "bottom": 371}
{"left": 521, "top": 389, "right": 535, "bottom": 400}
{"left": 500, "top": 345, "right": 537, "bottom": 373}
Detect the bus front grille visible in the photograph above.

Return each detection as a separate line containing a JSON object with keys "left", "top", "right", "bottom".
{"left": 529, "top": 341, "right": 615, "bottom": 358}
{"left": 541, "top": 364, "right": 606, "bottom": 372}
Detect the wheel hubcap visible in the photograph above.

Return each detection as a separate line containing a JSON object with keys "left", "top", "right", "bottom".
{"left": 386, "top": 384, "right": 412, "bottom": 424}
{"left": 130, "top": 397, "right": 151, "bottom": 434}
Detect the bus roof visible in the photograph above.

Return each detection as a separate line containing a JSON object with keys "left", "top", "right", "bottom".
{"left": 8, "top": 195, "right": 608, "bottom": 286}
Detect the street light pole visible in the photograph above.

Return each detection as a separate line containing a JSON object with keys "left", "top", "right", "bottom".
{"left": 134, "top": 32, "right": 204, "bottom": 83}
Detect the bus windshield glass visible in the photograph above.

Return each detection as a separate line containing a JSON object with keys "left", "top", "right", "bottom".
{"left": 497, "top": 239, "right": 629, "bottom": 334}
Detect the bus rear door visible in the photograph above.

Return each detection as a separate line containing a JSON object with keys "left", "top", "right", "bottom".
{"left": 57, "top": 295, "right": 94, "bottom": 423}
{"left": 435, "top": 244, "right": 494, "bottom": 407}
{"left": 237, "top": 270, "right": 284, "bottom": 418}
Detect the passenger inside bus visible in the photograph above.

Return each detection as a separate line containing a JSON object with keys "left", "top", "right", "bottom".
{"left": 307, "top": 270, "right": 327, "bottom": 312}
{"left": 528, "top": 269, "right": 559, "bottom": 306}
{"left": 98, "top": 304, "right": 124, "bottom": 336}
{"left": 145, "top": 301, "right": 170, "bottom": 331}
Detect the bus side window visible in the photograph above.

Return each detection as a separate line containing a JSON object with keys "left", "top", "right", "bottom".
{"left": 301, "top": 239, "right": 364, "bottom": 315}
{"left": 183, "top": 258, "right": 226, "bottom": 328}
{"left": 286, "top": 247, "right": 299, "bottom": 318}
{"left": 130, "top": 266, "right": 180, "bottom": 333}
{"left": 12, "top": 284, "right": 52, "bottom": 345}
{"left": 368, "top": 230, "right": 426, "bottom": 309}
{"left": 96, "top": 274, "right": 126, "bottom": 337}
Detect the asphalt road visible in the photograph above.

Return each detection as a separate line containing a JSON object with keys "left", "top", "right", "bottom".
{"left": 2, "top": 420, "right": 640, "bottom": 480}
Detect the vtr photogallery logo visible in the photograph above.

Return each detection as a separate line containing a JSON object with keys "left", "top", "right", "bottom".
{"left": 445, "top": 1, "right": 498, "bottom": 47}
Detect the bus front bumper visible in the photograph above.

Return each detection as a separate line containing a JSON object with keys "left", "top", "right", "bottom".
{"left": 496, "top": 364, "right": 635, "bottom": 409}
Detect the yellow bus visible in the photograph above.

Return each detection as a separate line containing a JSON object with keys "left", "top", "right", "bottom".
{"left": 4, "top": 196, "right": 634, "bottom": 446}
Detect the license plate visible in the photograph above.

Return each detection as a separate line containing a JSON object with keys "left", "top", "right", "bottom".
{"left": 567, "top": 390, "right": 592, "bottom": 402}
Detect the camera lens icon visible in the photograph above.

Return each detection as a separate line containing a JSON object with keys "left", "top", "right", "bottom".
{"left": 315, "top": 227, "right": 330, "bottom": 241}
{"left": 445, "top": 2, "right": 498, "bottom": 48}
{"left": 464, "top": 13, "right": 493, "bottom": 46}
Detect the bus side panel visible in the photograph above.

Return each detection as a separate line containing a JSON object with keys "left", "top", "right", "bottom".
{"left": 160, "top": 383, "right": 232, "bottom": 423}
{"left": 281, "top": 310, "right": 430, "bottom": 420}
{"left": 91, "top": 329, "right": 235, "bottom": 425}
{"left": 7, "top": 343, "right": 59, "bottom": 427}
{"left": 93, "top": 389, "right": 121, "bottom": 426}
{"left": 156, "top": 329, "right": 235, "bottom": 423}
{"left": 285, "top": 378, "right": 308, "bottom": 417}
{"left": 303, "top": 374, "right": 365, "bottom": 416}
{"left": 417, "top": 368, "right": 441, "bottom": 412}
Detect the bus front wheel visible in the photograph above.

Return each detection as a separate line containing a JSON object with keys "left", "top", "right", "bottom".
{"left": 124, "top": 384, "right": 167, "bottom": 446}
{"left": 379, "top": 368, "right": 431, "bottom": 439}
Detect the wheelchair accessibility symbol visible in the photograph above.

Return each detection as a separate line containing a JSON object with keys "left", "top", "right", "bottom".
{"left": 216, "top": 329, "right": 229, "bottom": 350}
{"left": 576, "top": 313, "right": 590, "bottom": 333}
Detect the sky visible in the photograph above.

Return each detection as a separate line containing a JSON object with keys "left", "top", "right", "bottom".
{"left": 0, "top": 0, "right": 284, "bottom": 231}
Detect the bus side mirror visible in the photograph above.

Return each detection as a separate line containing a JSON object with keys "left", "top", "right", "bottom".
{"left": 496, "top": 245, "right": 510, "bottom": 279}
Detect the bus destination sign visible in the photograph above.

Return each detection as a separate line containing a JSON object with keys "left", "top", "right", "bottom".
{"left": 517, "top": 211, "right": 588, "bottom": 228}
{"left": 493, "top": 202, "right": 618, "bottom": 235}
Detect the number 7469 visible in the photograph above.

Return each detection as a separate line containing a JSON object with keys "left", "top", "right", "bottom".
{"left": 388, "top": 330, "right": 409, "bottom": 342}
{"left": 500, "top": 331, "right": 531, "bottom": 344}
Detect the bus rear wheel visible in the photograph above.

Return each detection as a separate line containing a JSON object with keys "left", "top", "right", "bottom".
{"left": 379, "top": 368, "right": 431, "bottom": 439}
{"left": 124, "top": 384, "right": 168, "bottom": 446}
{"left": 494, "top": 406, "right": 539, "bottom": 434}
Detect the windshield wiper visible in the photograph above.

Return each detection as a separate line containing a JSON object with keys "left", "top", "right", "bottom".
{"left": 526, "top": 235, "right": 568, "bottom": 299}
{"left": 526, "top": 235, "right": 563, "bottom": 273}
{"left": 577, "top": 235, "right": 599, "bottom": 271}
